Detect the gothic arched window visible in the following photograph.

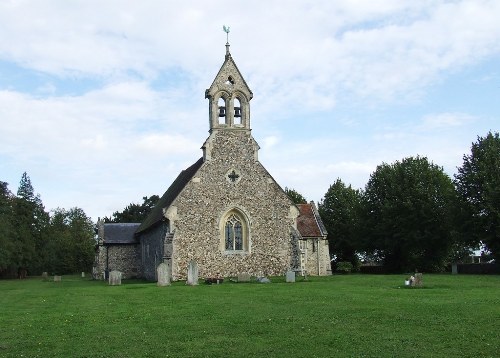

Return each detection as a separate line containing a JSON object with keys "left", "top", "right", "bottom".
{"left": 225, "top": 214, "right": 243, "bottom": 250}
{"left": 221, "top": 209, "right": 249, "bottom": 253}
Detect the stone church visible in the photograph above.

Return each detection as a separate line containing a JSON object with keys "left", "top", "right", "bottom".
{"left": 94, "top": 42, "right": 331, "bottom": 281}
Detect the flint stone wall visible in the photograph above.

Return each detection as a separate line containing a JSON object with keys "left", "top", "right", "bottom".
{"left": 169, "top": 130, "right": 298, "bottom": 280}
{"left": 95, "top": 245, "right": 140, "bottom": 280}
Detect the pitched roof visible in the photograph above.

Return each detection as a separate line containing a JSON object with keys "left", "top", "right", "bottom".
{"left": 103, "top": 223, "right": 141, "bottom": 244}
{"left": 135, "top": 158, "right": 204, "bottom": 235}
{"left": 296, "top": 202, "right": 328, "bottom": 238}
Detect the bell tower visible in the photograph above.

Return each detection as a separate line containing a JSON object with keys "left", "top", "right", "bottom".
{"left": 205, "top": 35, "right": 253, "bottom": 132}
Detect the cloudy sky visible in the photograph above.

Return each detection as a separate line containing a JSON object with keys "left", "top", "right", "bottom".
{"left": 1, "top": 0, "right": 499, "bottom": 221}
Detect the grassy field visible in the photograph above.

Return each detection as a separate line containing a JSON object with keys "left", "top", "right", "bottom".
{"left": 0, "top": 274, "right": 499, "bottom": 358}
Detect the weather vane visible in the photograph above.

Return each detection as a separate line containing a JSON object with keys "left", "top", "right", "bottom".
{"left": 223, "top": 25, "right": 230, "bottom": 44}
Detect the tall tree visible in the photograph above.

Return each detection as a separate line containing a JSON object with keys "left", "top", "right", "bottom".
{"left": 362, "top": 156, "right": 457, "bottom": 272}
{"left": 13, "top": 172, "right": 50, "bottom": 274}
{"left": 319, "top": 179, "right": 362, "bottom": 267}
{"left": 105, "top": 195, "right": 160, "bottom": 223}
{"left": 49, "top": 208, "right": 95, "bottom": 274}
{"left": 285, "top": 187, "right": 307, "bottom": 205}
{"left": 0, "top": 181, "right": 14, "bottom": 273}
{"left": 455, "top": 131, "right": 500, "bottom": 261}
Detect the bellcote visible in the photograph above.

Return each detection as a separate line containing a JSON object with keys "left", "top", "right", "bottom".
{"left": 205, "top": 45, "right": 253, "bottom": 132}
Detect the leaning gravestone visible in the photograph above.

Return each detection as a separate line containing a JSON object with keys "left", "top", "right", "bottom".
{"left": 53, "top": 275, "right": 61, "bottom": 282}
{"left": 157, "top": 262, "right": 171, "bottom": 287}
{"left": 186, "top": 260, "right": 199, "bottom": 286}
{"left": 108, "top": 270, "right": 122, "bottom": 286}
{"left": 413, "top": 273, "right": 423, "bottom": 287}
{"left": 237, "top": 273, "right": 251, "bottom": 282}
{"left": 256, "top": 277, "right": 271, "bottom": 284}
{"left": 286, "top": 270, "right": 296, "bottom": 283}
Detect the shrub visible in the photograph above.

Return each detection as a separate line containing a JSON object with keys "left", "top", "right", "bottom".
{"left": 336, "top": 261, "right": 353, "bottom": 274}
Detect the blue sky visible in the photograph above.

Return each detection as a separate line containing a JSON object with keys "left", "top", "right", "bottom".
{"left": 1, "top": 1, "right": 499, "bottom": 221}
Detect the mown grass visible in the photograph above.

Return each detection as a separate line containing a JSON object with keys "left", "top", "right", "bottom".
{"left": 0, "top": 274, "right": 499, "bottom": 357}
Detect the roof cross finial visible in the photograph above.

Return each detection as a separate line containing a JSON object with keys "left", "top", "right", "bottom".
{"left": 223, "top": 25, "right": 230, "bottom": 57}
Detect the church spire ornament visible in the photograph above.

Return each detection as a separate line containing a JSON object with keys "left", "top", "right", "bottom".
{"left": 223, "top": 25, "right": 230, "bottom": 57}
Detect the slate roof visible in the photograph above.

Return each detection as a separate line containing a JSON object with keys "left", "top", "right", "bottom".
{"left": 103, "top": 223, "right": 141, "bottom": 244}
{"left": 296, "top": 202, "right": 328, "bottom": 238}
{"left": 135, "top": 158, "right": 204, "bottom": 235}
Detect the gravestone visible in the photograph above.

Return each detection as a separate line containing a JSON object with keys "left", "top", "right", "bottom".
{"left": 413, "top": 273, "right": 423, "bottom": 287}
{"left": 53, "top": 275, "right": 61, "bottom": 282}
{"left": 157, "top": 262, "right": 171, "bottom": 287}
{"left": 81, "top": 272, "right": 85, "bottom": 278}
{"left": 41, "top": 272, "right": 48, "bottom": 281}
{"left": 186, "top": 260, "right": 199, "bottom": 286}
{"left": 256, "top": 277, "right": 271, "bottom": 284}
{"left": 285, "top": 270, "right": 296, "bottom": 283}
{"left": 451, "top": 263, "right": 458, "bottom": 275}
{"left": 237, "top": 273, "right": 251, "bottom": 282}
{"left": 108, "top": 270, "right": 122, "bottom": 286}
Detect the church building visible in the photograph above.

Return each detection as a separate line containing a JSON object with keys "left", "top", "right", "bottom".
{"left": 94, "top": 41, "right": 331, "bottom": 281}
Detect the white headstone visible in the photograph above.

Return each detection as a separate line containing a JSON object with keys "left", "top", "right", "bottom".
{"left": 286, "top": 270, "right": 296, "bottom": 283}
{"left": 81, "top": 272, "right": 85, "bottom": 278}
{"left": 53, "top": 275, "right": 61, "bottom": 282}
{"left": 157, "top": 262, "right": 171, "bottom": 287}
{"left": 186, "top": 260, "right": 199, "bottom": 286}
{"left": 108, "top": 270, "right": 122, "bottom": 286}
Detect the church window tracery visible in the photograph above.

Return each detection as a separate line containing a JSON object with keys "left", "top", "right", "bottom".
{"left": 221, "top": 209, "right": 249, "bottom": 253}
{"left": 225, "top": 214, "right": 243, "bottom": 250}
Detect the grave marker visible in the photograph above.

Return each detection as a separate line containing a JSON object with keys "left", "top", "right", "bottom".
{"left": 108, "top": 270, "right": 122, "bottom": 286}
{"left": 186, "top": 261, "right": 199, "bottom": 286}
{"left": 157, "top": 262, "right": 171, "bottom": 287}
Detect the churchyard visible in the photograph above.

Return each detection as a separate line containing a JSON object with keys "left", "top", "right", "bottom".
{"left": 1, "top": 274, "right": 498, "bottom": 357}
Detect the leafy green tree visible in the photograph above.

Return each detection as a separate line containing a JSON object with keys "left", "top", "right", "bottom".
{"left": 0, "top": 181, "right": 14, "bottom": 273}
{"left": 319, "top": 179, "right": 362, "bottom": 268}
{"left": 285, "top": 187, "right": 307, "bottom": 205}
{"left": 361, "top": 156, "right": 457, "bottom": 272}
{"left": 455, "top": 131, "right": 500, "bottom": 261}
{"left": 105, "top": 195, "right": 160, "bottom": 223}
{"left": 12, "top": 172, "right": 50, "bottom": 274}
{"left": 49, "top": 208, "right": 95, "bottom": 274}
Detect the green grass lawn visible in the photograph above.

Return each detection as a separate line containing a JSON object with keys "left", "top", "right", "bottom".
{"left": 1, "top": 274, "right": 499, "bottom": 357}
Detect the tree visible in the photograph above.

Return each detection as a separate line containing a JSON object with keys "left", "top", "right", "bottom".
{"left": 0, "top": 181, "right": 14, "bottom": 273}
{"left": 285, "top": 187, "right": 307, "bottom": 205}
{"left": 319, "top": 179, "right": 362, "bottom": 268}
{"left": 49, "top": 208, "right": 95, "bottom": 274}
{"left": 361, "top": 156, "right": 457, "bottom": 272}
{"left": 455, "top": 132, "right": 500, "bottom": 261}
{"left": 11, "top": 172, "right": 51, "bottom": 274}
{"left": 105, "top": 195, "right": 160, "bottom": 223}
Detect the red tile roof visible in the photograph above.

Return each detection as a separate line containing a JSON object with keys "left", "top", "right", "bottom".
{"left": 296, "top": 202, "right": 327, "bottom": 238}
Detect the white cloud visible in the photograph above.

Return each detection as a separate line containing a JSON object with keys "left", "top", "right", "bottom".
{"left": 1, "top": 1, "right": 499, "bottom": 219}
{"left": 420, "top": 113, "right": 476, "bottom": 129}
